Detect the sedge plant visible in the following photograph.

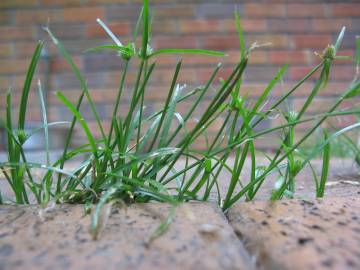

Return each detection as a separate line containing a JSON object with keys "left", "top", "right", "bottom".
{"left": 0, "top": 0, "right": 359, "bottom": 224}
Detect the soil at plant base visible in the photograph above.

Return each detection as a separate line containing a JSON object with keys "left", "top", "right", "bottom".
{"left": 0, "top": 202, "right": 253, "bottom": 270}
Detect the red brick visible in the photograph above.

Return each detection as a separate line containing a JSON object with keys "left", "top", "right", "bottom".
{"left": 0, "top": 0, "right": 38, "bottom": 8}
{"left": 0, "top": 12, "right": 11, "bottom": 24}
{"left": 0, "top": 26, "right": 35, "bottom": 41}
{"left": 0, "top": 59, "right": 32, "bottom": 74}
{"left": 222, "top": 50, "right": 242, "bottom": 64}
{"left": 292, "top": 34, "right": 332, "bottom": 49}
{"left": 327, "top": 113, "right": 358, "bottom": 128}
{"left": 196, "top": 66, "right": 234, "bottom": 83}
{"left": 222, "top": 19, "right": 267, "bottom": 33}
{"left": 85, "top": 21, "right": 130, "bottom": 38}
{"left": 244, "top": 4, "right": 286, "bottom": 17}
{"left": 170, "top": 53, "right": 223, "bottom": 66}
{"left": 333, "top": 50, "right": 354, "bottom": 65}
{"left": 287, "top": 4, "right": 327, "bottom": 18}
{"left": 15, "top": 9, "right": 64, "bottom": 24}
{"left": 323, "top": 82, "right": 352, "bottom": 96}
{"left": 50, "top": 56, "right": 83, "bottom": 73}
{"left": 290, "top": 64, "right": 355, "bottom": 83}
{"left": 130, "top": 0, "right": 172, "bottom": 4}
{"left": 13, "top": 42, "right": 44, "bottom": 58}
{"left": 179, "top": 19, "right": 222, "bottom": 34}
{"left": 280, "top": 82, "right": 314, "bottom": 97}
{"left": 89, "top": 0, "right": 129, "bottom": 4}
{"left": 153, "top": 36, "right": 198, "bottom": 49}
{"left": 248, "top": 50, "right": 268, "bottom": 65}
{"left": 269, "top": 19, "right": 311, "bottom": 33}
{"left": 238, "top": 82, "right": 304, "bottom": 98}
{"left": 202, "top": 36, "right": 239, "bottom": 50}
{"left": 269, "top": 51, "right": 311, "bottom": 65}
{"left": 330, "top": 4, "right": 360, "bottom": 17}
{"left": 47, "top": 24, "right": 85, "bottom": 40}
{"left": 1, "top": 75, "right": 23, "bottom": 90}
{"left": 312, "top": 19, "right": 352, "bottom": 32}
{"left": 293, "top": 97, "right": 335, "bottom": 114}
{"left": 155, "top": 5, "right": 195, "bottom": 18}
{"left": 63, "top": 7, "right": 105, "bottom": 22}
{"left": 142, "top": 53, "right": 177, "bottom": 66}
{"left": 143, "top": 86, "right": 177, "bottom": 101}
{"left": 0, "top": 0, "right": 357, "bottom": 151}
{"left": 289, "top": 66, "right": 319, "bottom": 81}
{"left": 152, "top": 20, "right": 178, "bottom": 35}
{"left": 0, "top": 44, "right": 13, "bottom": 57}
{"left": 329, "top": 65, "right": 355, "bottom": 81}
{"left": 47, "top": 39, "right": 93, "bottom": 55}
{"left": 41, "top": 0, "right": 83, "bottom": 7}
{"left": 0, "top": 76, "right": 12, "bottom": 90}
{"left": 247, "top": 35, "right": 289, "bottom": 49}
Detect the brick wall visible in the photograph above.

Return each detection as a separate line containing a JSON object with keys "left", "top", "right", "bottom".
{"left": 0, "top": 0, "right": 359, "bottom": 150}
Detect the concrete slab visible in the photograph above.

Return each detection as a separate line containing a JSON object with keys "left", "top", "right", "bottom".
{"left": 227, "top": 197, "right": 360, "bottom": 270}
{"left": 0, "top": 202, "right": 253, "bottom": 270}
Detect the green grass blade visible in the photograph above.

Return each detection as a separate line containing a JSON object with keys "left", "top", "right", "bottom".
{"left": 108, "top": 61, "right": 129, "bottom": 143}
{"left": 303, "top": 122, "right": 360, "bottom": 166}
{"left": 85, "top": 45, "right": 133, "bottom": 58}
{"left": 45, "top": 26, "right": 88, "bottom": 192}
{"left": 147, "top": 49, "right": 225, "bottom": 59}
{"left": 344, "top": 80, "right": 360, "bottom": 99}
{"left": 223, "top": 141, "right": 250, "bottom": 209}
{"left": 250, "top": 65, "right": 288, "bottom": 119}
{"left": 5, "top": 90, "right": 15, "bottom": 164}
{"left": 45, "top": 28, "right": 107, "bottom": 143}
{"left": 37, "top": 80, "right": 50, "bottom": 166}
{"left": 138, "top": 115, "right": 161, "bottom": 151}
{"left": 247, "top": 141, "right": 256, "bottom": 199}
{"left": 308, "top": 162, "right": 319, "bottom": 191}
{"left": 190, "top": 159, "right": 212, "bottom": 196}
{"left": 334, "top": 26, "right": 346, "bottom": 52}
{"left": 56, "top": 91, "right": 98, "bottom": 158}
{"left": 124, "top": 109, "right": 141, "bottom": 149}
{"left": 133, "top": 6, "right": 144, "bottom": 46}
{"left": 251, "top": 62, "right": 323, "bottom": 129}
{"left": 317, "top": 130, "right": 330, "bottom": 197}
{"left": 234, "top": 9, "right": 246, "bottom": 61}
{"left": 159, "top": 84, "right": 182, "bottom": 148}
{"left": 141, "top": 0, "right": 149, "bottom": 59}
{"left": 356, "top": 36, "right": 360, "bottom": 65}
{"left": 26, "top": 121, "right": 71, "bottom": 138}
{"left": 166, "top": 64, "right": 221, "bottom": 146}
{"left": 145, "top": 204, "right": 176, "bottom": 246}
{"left": 18, "top": 40, "right": 44, "bottom": 131}
{"left": 0, "top": 162, "right": 76, "bottom": 179}
{"left": 148, "top": 61, "right": 182, "bottom": 151}
{"left": 96, "top": 18, "right": 122, "bottom": 46}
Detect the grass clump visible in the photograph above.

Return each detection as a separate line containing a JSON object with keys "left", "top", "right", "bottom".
{"left": 320, "top": 36, "right": 360, "bottom": 170}
{"left": 0, "top": 0, "right": 359, "bottom": 219}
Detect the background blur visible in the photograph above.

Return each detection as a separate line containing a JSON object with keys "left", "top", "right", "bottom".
{"left": 0, "top": 0, "right": 359, "bottom": 152}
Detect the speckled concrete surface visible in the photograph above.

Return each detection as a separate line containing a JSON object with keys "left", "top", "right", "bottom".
{"left": 0, "top": 203, "right": 253, "bottom": 270}
{"left": 227, "top": 197, "right": 360, "bottom": 270}
{"left": 1, "top": 158, "right": 360, "bottom": 269}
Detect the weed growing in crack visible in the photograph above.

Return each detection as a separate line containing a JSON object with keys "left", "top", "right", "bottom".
{"left": 0, "top": 0, "right": 359, "bottom": 229}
